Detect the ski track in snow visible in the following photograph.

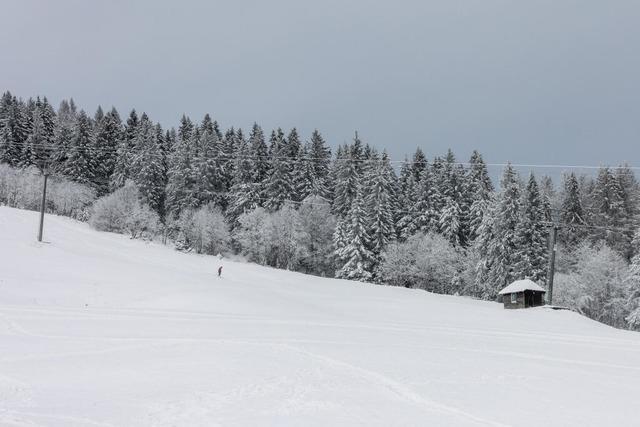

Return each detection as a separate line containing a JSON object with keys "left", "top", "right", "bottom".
{"left": 279, "top": 343, "right": 508, "bottom": 426}
{"left": 3, "top": 303, "right": 639, "bottom": 350}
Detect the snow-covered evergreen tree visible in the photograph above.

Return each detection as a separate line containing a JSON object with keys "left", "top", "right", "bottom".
{"left": 439, "top": 196, "right": 462, "bottom": 247}
{"left": 92, "top": 107, "right": 122, "bottom": 195}
{"left": 513, "top": 173, "right": 548, "bottom": 283}
{"left": 466, "top": 150, "right": 493, "bottom": 241}
{"left": 165, "top": 126, "right": 197, "bottom": 217}
{"left": 395, "top": 158, "right": 416, "bottom": 239}
{"left": 22, "top": 103, "right": 52, "bottom": 171}
{"left": 249, "top": 123, "right": 269, "bottom": 188}
{"left": 227, "top": 131, "right": 261, "bottom": 229}
{"left": 0, "top": 94, "right": 30, "bottom": 167}
{"left": 539, "top": 175, "right": 555, "bottom": 222}
{"left": 292, "top": 145, "right": 314, "bottom": 201}
{"left": 474, "top": 164, "right": 521, "bottom": 298}
{"left": 263, "top": 129, "right": 293, "bottom": 210}
{"left": 332, "top": 141, "right": 360, "bottom": 218}
{"left": 625, "top": 242, "right": 640, "bottom": 330}
{"left": 177, "top": 114, "right": 194, "bottom": 143}
{"left": 590, "top": 167, "right": 628, "bottom": 253}
{"left": 410, "top": 148, "right": 428, "bottom": 182}
{"left": 560, "top": 172, "right": 586, "bottom": 246}
{"left": 364, "top": 151, "right": 397, "bottom": 269}
{"left": 335, "top": 189, "right": 375, "bottom": 281}
{"left": 194, "top": 127, "right": 225, "bottom": 209}
{"left": 51, "top": 99, "right": 77, "bottom": 172}
{"left": 62, "top": 110, "right": 95, "bottom": 184}
{"left": 307, "top": 130, "right": 332, "bottom": 199}
{"left": 131, "top": 113, "right": 165, "bottom": 215}
{"left": 111, "top": 110, "right": 139, "bottom": 190}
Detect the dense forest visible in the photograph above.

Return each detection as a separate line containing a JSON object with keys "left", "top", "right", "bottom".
{"left": 1, "top": 91, "right": 639, "bottom": 330}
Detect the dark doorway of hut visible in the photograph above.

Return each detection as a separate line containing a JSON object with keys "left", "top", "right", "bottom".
{"left": 525, "top": 290, "right": 544, "bottom": 308}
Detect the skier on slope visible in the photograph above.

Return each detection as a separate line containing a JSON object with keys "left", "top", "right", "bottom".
{"left": 218, "top": 266, "right": 223, "bottom": 278}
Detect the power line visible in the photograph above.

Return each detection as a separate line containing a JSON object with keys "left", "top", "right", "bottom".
{"left": 2, "top": 140, "right": 640, "bottom": 172}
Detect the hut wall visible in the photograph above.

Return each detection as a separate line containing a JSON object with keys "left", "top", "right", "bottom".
{"left": 503, "top": 292, "right": 525, "bottom": 309}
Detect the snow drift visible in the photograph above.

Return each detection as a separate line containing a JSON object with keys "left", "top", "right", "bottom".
{"left": 1, "top": 206, "right": 639, "bottom": 426}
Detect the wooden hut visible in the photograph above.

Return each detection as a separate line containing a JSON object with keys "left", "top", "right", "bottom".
{"left": 498, "top": 279, "right": 546, "bottom": 309}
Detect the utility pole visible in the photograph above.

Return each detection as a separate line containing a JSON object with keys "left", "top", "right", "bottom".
{"left": 37, "top": 173, "right": 49, "bottom": 242}
{"left": 546, "top": 224, "right": 558, "bottom": 305}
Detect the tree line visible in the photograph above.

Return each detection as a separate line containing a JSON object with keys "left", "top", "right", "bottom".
{"left": 1, "top": 91, "right": 639, "bottom": 330}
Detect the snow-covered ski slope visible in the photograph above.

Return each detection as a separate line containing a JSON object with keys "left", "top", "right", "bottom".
{"left": 1, "top": 206, "right": 640, "bottom": 427}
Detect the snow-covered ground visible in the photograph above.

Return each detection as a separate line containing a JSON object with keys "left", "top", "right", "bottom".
{"left": 1, "top": 206, "right": 640, "bottom": 426}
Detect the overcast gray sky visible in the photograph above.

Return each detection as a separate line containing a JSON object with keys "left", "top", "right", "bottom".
{"left": 2, "top": 0, "right": 639, "bottom": 173}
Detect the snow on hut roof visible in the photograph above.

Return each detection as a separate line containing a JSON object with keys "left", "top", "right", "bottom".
{"left": 498, "top": 279, "right": 546, "bottom": 295}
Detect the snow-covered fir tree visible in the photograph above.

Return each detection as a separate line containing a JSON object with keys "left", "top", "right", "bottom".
{"left": 111, "top": 110, "right": 139, "bottom": 190}
{"left": 335, "top": 188, "right": 375, "bottom": 282}
{"left": 466, "top": 150, "right": 493, "bottom": 242}
{"left": 307, "top": 130, "right": 332, "bottom": 199}
{"left": 625, "top": 242, "right": 640, "bottom": 330}
{"left": 474, "top": 164, "right": 521, "bottom": 298}
{"left": 22, "top": 103, "right": 53, "bottom": 171}
{"left": 513, "top": 173, "right": 548, "bottom": 283}
{"left": 409, "top": 165, "right": 438, "bottom": 236}
{"left": 395, "top": 158, "right": 417, "bottom": 239}
{"left": 131, "top": 113, "right": 165, "bottom": 215}
{"left": 590, "top": 167, "right": 628, "bottom": 253}
{"left": 62, "top": 110, "right": 95, "bottom": 184}
{"left": 248, "top": 123, "right": 269, "bottom": 190}
{"left": 332, "top": 140, "right": 361, "bottom": 218}
{"left": 263, "top": 129, "right": 293, "bottom": 210}
{"left": 439, "top": 196, "right": 462, "bottom": 247}
{"left": 0, "top": 94, "right": 30, "bottom": 167}
{"left": 194, "top": 126, "right": 226, "bottom": 209}
{"left": 560, "top": 172, "right": 586, "bottom": 246}
{"left": 51, "top": 99, "right": 77, "bottom": 171}
{"left": 165, "top": 124, "right": 197, "bottom": 217}
{"left": 92, "top": 107, "right": 122, "bottom": 195}
{"left": 364, "top": 151, "right": 397, "bottom": 270}
{"left": 227, "top": 133, "right": 262, "bottom": 229}
{"left": 292, "top": 145, "right": 314, "bottom": 201}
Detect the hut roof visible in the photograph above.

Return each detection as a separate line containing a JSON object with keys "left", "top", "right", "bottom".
{"left": 498, "top": 279, "right": 546, "bottom": 295}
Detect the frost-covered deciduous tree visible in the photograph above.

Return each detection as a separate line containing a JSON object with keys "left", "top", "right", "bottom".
{"left": 90, "top": 181, "right": 159, "bottom": 239}
{"left": 379, "top": 232, "right": 462, "bottom": 294}
{"left": 0, "top": 164, "right": 95, "bottom": 219}
{"left": 268, "top": 203, "right": 307, "bottom": 270}
{"left": 175, "top": 203, "right": 230, "bottom": 255}
{"left": 554, "top": 242, "right": 628, "bottom": 328}
{"left": 234, "top": 207, "right": 273, "bottom": 265}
